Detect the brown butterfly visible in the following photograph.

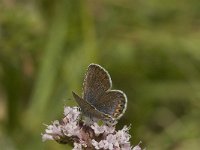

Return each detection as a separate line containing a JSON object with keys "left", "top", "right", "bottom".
{"left": 72, "top": 64, "right": 127, "bottom": 123}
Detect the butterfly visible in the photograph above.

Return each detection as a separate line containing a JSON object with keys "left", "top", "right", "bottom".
{"left": 72, "top": 63, "right": 127, "bottom": 123}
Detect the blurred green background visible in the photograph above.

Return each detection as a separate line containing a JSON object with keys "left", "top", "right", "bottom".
{"left": 0, "top": 0, "right": 200, "bottom": 149}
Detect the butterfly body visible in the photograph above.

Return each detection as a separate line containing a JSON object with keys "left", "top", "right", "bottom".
{"left": 72, "top": 64, "right": 127, "bottom": 123}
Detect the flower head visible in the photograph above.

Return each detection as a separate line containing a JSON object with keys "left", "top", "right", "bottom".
{"left": 42, "top": 106, "right": 142, "bottom": 150}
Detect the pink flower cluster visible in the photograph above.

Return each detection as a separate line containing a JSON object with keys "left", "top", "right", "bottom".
{"left": 91, "top": 125, "right": 132, "bottom": 150}
{"left": 42, "top": 106, "right": 141, "bottom": 150}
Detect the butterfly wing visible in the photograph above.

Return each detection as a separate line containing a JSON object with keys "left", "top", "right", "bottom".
{"left": 95, "top": 90, "right": 127, "bottom": 119}
{"left": 83, "top": 64, "right": 112, "bottom": 106}
{"left": 72, "top": 92, "right": 112, "bottom": 121}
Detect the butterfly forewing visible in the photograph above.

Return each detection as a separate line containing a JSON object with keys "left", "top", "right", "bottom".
{"left": 83, "top": 64, "right": 112, "bottom": 106}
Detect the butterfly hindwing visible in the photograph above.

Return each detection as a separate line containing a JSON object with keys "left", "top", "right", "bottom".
{"left": 95, "top": 90, "right": 127, "bottom": 119}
